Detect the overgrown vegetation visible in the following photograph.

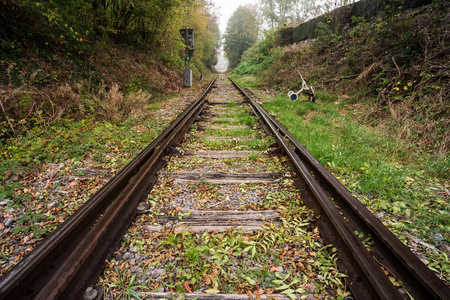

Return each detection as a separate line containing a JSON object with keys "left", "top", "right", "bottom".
{"left": 0, "top": 0, "right": 220, "bottom": 139}
{"left": 235, "top": 1, "right": 449, "bottom": 155}
{"left": 0, "top": 89, "right": 198, "bottom": 276}
{"left": 232, "top": 0, "right": 449, "bottom": 284}
{"left": 99, "top": 163, "right": 348, "bottom": 299}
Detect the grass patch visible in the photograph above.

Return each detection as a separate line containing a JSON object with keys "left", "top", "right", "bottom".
{"left": 263, "top": 94, "right": 449, "bottom": 282}
{"left": 0, "top": 94, "right": 184, "bottom": 276}
{"left": 226, "top": 102, "right": 238, "bottom": 108}
{"left": 165, "top": 154, "right": 285, "bottom": 173}
{"left": 231, "top": 75, "right": 259, "bottom": 87}
{"left": 225, "top": 70, "right": 450, "bottom": 282}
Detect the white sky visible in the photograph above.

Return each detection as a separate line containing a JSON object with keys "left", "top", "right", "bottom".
{"left": 210, "top": 0, "right": 258, "bottom": 71}
{"left": 211, "top": 0, "right": 258, "bottom": 35}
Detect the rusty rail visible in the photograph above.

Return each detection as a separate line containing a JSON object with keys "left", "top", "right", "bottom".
{"left": 229, "top": 77, "right": 449, "bottom": 300}
{"left": 1, "top": 76, "right": 448, "bottom": 300}
{"left": 0, "top": 79, "right": 216, "bottom": 300}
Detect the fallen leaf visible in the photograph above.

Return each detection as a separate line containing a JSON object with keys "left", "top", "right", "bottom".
{"left": 246, "top": 290, "right": 253, "bottom": 299}
{"left": 69, "top": 181, "right": 78, "bottom": 187}
{"left": 205, "top": 288, "right": 220, "bottom": 294}
{"left": 270, "top": 266, "right": 280, "bottom": 272}
{"left": 183, "top": 281, "right": 193, "bottom": 293}
{"left": 254, "top": 288, "right": 264, "bottom": 295}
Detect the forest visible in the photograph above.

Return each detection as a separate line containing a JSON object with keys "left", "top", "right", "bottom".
{"left": 0, "top": 0, "right": 220, "bottom": 139}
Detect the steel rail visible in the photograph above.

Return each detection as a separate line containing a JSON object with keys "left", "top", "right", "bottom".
{"left": 0, "top": 78, "right": 216, "bottom": 300}
{"left": 258, "top": 108, "right": 450, "bottom": 300}
{"left": 229, "top": 77, "right": 450, "bottom": 299}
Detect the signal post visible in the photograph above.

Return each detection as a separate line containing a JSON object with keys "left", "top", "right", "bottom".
{"left": 180, "top": 28, "right": 194, "bottom": 87}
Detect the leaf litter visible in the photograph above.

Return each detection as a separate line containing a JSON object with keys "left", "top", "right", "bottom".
{"left": 97, "top": 79, "right": 349, "bottom": 299}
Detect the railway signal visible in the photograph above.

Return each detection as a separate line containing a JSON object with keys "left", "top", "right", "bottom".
{"left": 180, "top": 28, "right": 194, "bottom": 87}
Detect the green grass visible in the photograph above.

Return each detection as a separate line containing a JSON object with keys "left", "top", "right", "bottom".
{"left": 264, "top": 95, "right": 449, "bottom": 236}
{"left": 262, "top": 94, "right": 450, "bottom": 282}
{"left": 226, "top": 102, "right": 238, "bottom": 107}
{"left": 0, "top": 110, "right": 169, "bottom": 240}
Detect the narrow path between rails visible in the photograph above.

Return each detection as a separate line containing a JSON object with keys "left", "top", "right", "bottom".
{"left": 96, "top": 78, "right": 344, "bottom": 299}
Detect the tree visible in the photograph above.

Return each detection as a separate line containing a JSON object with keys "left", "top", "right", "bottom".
{"left": 180, "top": 1, "right": 220, "bottom": 72}
{"left": 224, "top": 5, "right": 258, "bottom": 68}
{"left": 314, "top": 0, "right": 356, "bottom": 15}
{"left": 258, "top": 0, "right": 317, "bottom": 28}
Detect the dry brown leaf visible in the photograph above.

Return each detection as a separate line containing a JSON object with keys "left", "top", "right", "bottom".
{"left": 270, "top": 266, "right": 280, "bottom": 272}
{"left": 246, "top": 290, "right": 253, "bottom": 299}
{"left": 183, "top": 281, "right": 193, "bottom": 293}
{"left": 254, "top": 288, "right": 264, "bottom": 295}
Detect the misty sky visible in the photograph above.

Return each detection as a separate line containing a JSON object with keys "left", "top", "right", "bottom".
{"left": 211, "top": 0, "right": 258, "bottom": 35}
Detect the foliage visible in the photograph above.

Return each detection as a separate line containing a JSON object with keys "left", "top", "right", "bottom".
{"left": 0, "top": 0, "right": 220, "bottom": 79}
{"left": 0, "top": 0, "right": 220, "bottom": 140}
{"left": 224, "top": 5, "right": 259, "bottom": 68}
{"left": 258, "top": 0, "right": 317, "bottom": 28}
{"left": 0, "top": 92, "right": 182, "bottom": 275}
{"left": 234, "top": 29, "right": 280, "bottom": 76}
{"left": 230, "top": 1, "right": 449, "bottom": 283}
{"left": 234, "top": 1, "right": 449, "bottom": 155}
{"left": 261, "top": 95, "right": 449, "bottom": 281}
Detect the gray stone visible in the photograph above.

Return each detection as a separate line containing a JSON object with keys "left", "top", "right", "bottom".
{"left": 432, "top": 233, "right": 444, "bottom": 241}
{"left": 305, "top": 295, "right": 316, "bottom": 300}
{"left": 115, "top": 254, "right": 123, "bottom": 261}
{"left": 123, "top": 252, "right": 133, "bottom": 260}
{"left": 155, "top": 286, "right": 165, "bottom": 292}
{"left": 151, "top": 269, "right": 164, "bottom": 279}
{"left": 129, "top": 259, "right": 136, "bottom": 265}
{"left": 130, "top": 266, "right": 139, "bottom": 273}
{"left": 4, "top": 218, "right": 13, "bottom": 227}
{"left": 306, "top": 283, "right": 316, "bottom": 294}
{"left": 83, "top": 287, "right": 98, "bottom": 300}
{"left": 135, "top": 254, "right": 141, "bottom": 260}
{"left": 0, "top": 200, "right": 10, "bottom": 206}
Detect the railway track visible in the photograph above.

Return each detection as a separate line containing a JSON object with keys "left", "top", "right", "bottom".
{"left": 0, "top": 77, "right": 448, "bottom": 300}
